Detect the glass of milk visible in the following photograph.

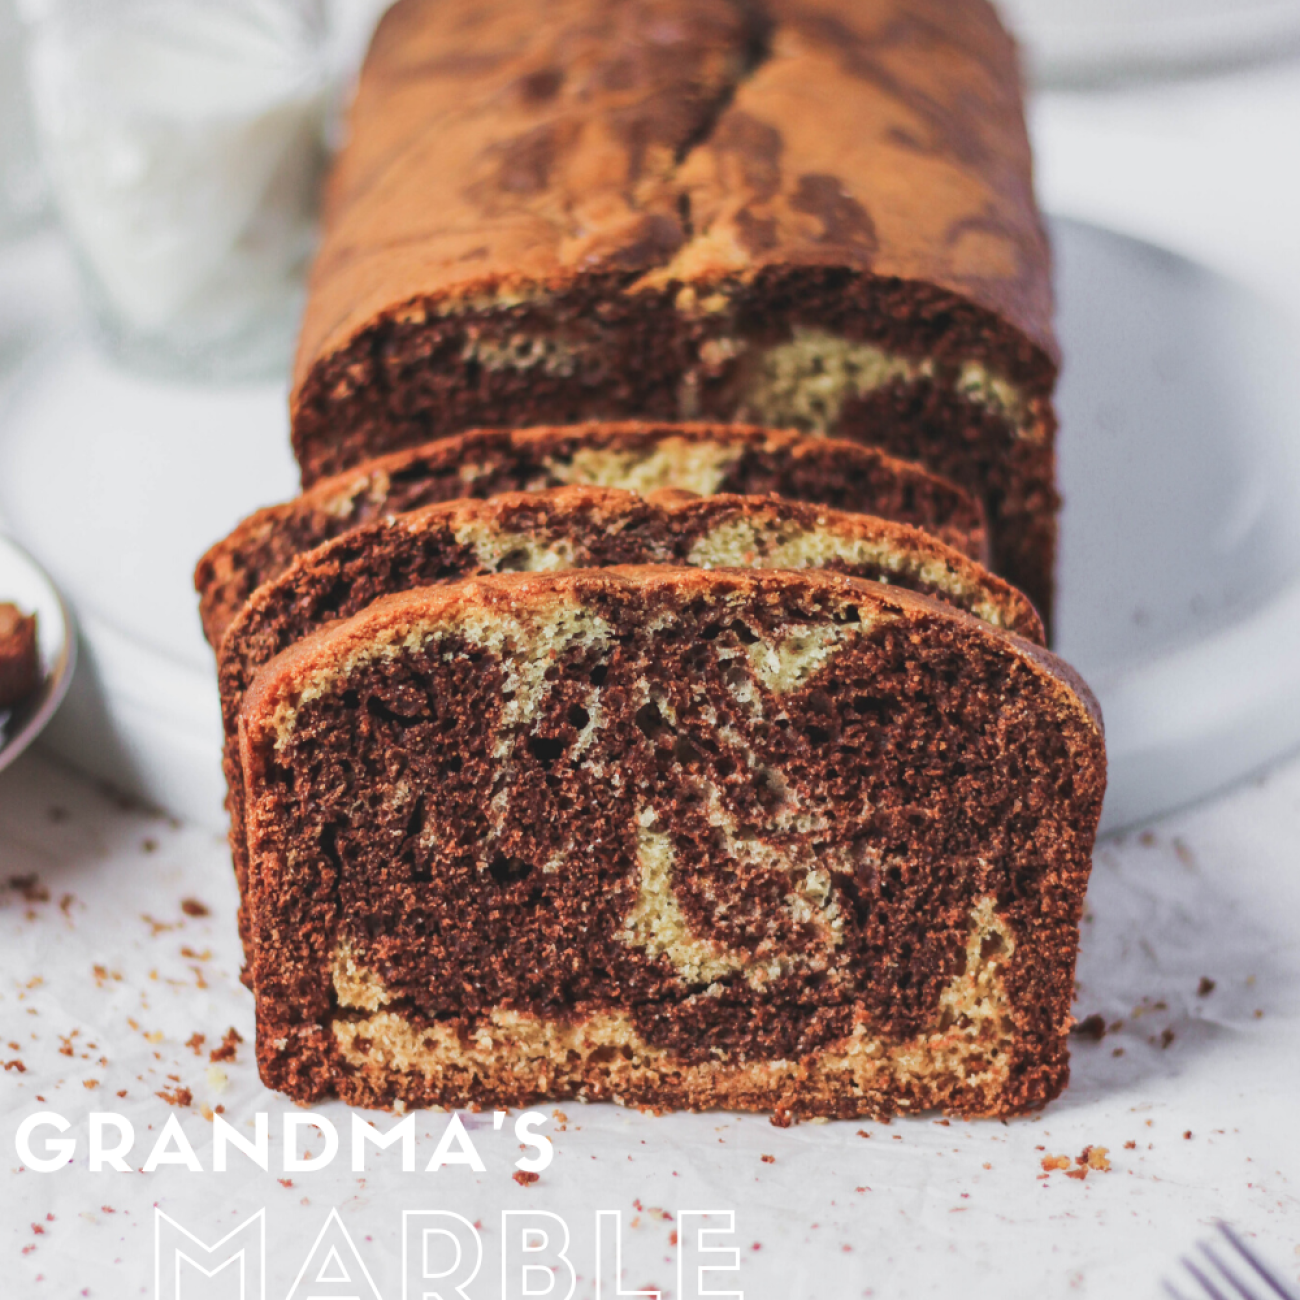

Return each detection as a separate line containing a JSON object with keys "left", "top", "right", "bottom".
{"left": 0, "top": 0, "right": 47, "bottom": 238}
{"left": 27, "top": 0, "right": 328, "bottom": 381}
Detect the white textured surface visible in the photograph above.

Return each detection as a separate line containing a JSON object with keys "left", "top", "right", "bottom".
{"left": 0, "top": 748, "right": 1297, "bottom": 1297}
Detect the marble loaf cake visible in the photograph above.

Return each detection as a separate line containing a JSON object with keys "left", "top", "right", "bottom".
{"left": 240, "top": 568, "right": 1104, "bottom": 1117}
{"left": 218, "top": 485, "right": 1040, "bottom": 967}
{"left": 291, "top": 0, "right": 1059, "bottom": 616}
{"left": 196, "top": 421, "right": 987, "bottom": 650}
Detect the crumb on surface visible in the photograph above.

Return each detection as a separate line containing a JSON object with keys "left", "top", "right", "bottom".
{"left": 209, "top": 1028, "right": 243, "bottom": 1063}
{"left": 1080, "top": 1146, "right": 1110, "bottom": 1171}
{"left": 8, "top": 875, "right": 50, "bottom": 904}
{"left": 1040, "top": 1147, "right": 1110, "bottom": 1180}
{"left": 1071, "top": 1014, "right": 1106, "bottom": 1041}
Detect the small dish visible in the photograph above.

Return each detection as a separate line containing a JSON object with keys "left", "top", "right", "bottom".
{"left": 0, "top": 532, "right": 75, "bottom": 774}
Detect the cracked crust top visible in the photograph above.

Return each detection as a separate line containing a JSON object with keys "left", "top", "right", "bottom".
{"left": 293, "top": 0, "right": 1054, "bottom": 407}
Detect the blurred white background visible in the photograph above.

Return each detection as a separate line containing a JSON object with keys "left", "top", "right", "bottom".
{"left": 1002, "top": 0, "right": 1300, "bottom": 81}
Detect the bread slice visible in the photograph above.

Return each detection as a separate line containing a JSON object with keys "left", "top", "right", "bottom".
{"left": 195, "top": 421, "right": 987, "bottom": 650}
{"left": 240, "top": 567, "right": 1104, "bottom": 1118}
{"left": 217, "top": 485, "right": 1040, "bottom": 970}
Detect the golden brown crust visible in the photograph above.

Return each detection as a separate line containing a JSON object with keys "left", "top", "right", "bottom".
{"left": 195, "top": 419, "right": 988, "bottom": 649}
{"left": 241, "top": 566, "right": 1091, "bottom": 741}
{"left": 222, "top": 485, "right": 1039, "bottom": 718}
{"left": 293, "top": 0, "right": 1053, "bottom": 398}
{"left": 287, "top": 0, "right": 1058, "bottom": 618}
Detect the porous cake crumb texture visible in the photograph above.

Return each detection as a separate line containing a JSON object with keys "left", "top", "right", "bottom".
{"left": 241, "top": 569, "right": 1103, "bottom": 1118}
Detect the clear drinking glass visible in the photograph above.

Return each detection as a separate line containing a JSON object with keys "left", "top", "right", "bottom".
{"left": 0, "top": 0, "right": 47, "bottom": 238}
{"left": 27, "top": 0, "right": 328, "bottom": 381}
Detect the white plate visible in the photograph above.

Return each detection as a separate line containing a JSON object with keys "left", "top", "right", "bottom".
{"left": 996, "top": 0, "right": 1300, "bottom": 83}
{"left": 0, "top": 531, "right": 75, "bottom": 773}
{"left": 0, "top": 219, "right": 1298, "bottom": 832}
{"left": 1052, "top": 218, "right": 1300, "bottom": 827}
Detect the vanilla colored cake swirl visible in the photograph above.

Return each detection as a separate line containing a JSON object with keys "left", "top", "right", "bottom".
{"left": 196, "top": 421, "right": 987, "bottom": 650}
{"left": 239, "top": 568, "right": 1103, "bottom": 1118}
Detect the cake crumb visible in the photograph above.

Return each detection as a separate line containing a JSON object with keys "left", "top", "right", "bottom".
{"left": 156, "top": 1086, "right": 192, "bottom": 1107}
{"left": 1197, "top": 977, "right": 1216, "bottom": 997}
{"left": 9, "top": 875, "right": 50, "bottom": 904}
{"left": 513, "top": 1170, "right": 539, "bottom": 1187}
{"left": 209, "top": 1028, "right": 243, "bottom": 1063}
{"left": 1080, "top": 1146, "right": 1110, "bottom": 1171}
{"left": 1071, "top": 1014, "right": 1106, "bottom": 1041}
{"left": 180, "top": 898, "right": 210, "bottom": 918}
{"left": 761, "top": 1154, "right": 775, "bottom": 1164}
